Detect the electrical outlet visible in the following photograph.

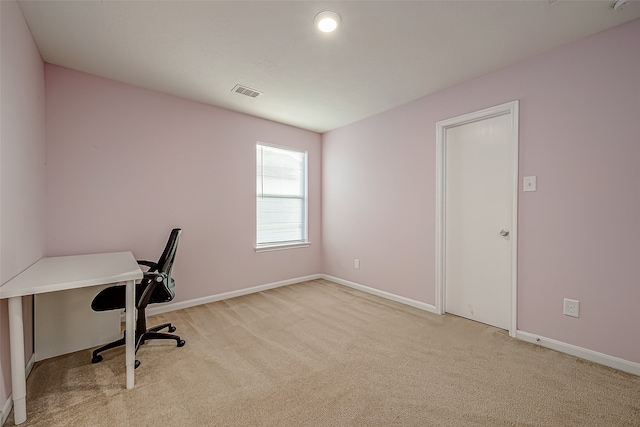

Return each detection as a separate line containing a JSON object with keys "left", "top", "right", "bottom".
{"left": 523, "top": 176, "right": 537, "bottom": 192}
{"left": 354, "top": 259, "right": 360, "bottom": 269}
{"left": 563, "top": 298, "right": 580, "bottom": 318}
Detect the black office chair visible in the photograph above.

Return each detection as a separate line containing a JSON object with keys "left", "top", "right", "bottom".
{"left": 91, "top": 228, "right": 185, "bottom": 368}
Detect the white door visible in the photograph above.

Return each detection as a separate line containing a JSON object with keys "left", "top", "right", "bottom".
{"left": 436, "top": 102, "right": 518, "bottom": 333}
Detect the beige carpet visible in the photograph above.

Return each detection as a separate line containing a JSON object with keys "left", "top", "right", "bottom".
{"left": 5, "top": 279, "right": 640, "bottom": 426}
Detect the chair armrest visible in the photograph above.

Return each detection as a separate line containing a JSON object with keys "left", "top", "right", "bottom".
{"left": 137, "top": 260, "right": 158, "bottom": 270}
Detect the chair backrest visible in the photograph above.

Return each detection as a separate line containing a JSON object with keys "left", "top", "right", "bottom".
{"left": 157, "top": 227, "right": 181, "bottom": 272}
{"left": 141, "top": 228, "right": 181, "bottom": 306}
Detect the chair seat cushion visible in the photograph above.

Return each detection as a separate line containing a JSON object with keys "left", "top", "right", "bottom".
{"left": 91, "top": 282, "right": 173, "bottom": 311}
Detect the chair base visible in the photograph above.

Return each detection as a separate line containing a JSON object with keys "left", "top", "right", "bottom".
{"left": 91, "top": 323, "right": 185, "bottom": 368}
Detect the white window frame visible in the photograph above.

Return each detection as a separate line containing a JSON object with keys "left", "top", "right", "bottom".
{"left": 255, "top": 142, "right": 310, "bottom": 252}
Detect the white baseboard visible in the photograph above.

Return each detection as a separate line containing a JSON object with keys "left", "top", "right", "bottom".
{"left": 112, "top": 273, "right": 640, "bottom": 378}
{"left": 1, "top": 354, "right": 35, "bottom": 426}
{"left": 4, "top": 277, "right": 636, "bottom": 425}
{"left": 321, "top": 274, "right": 439, "bottom": 314}
{"left": 516, "top": 330, "right": 640, "bottom": 376}
{"left": 1, "top": 392, "right": 11, "bottom": 427}
{"left": 141, "top": 273, "right": 439, "bottom": 319}
{"left": 321, "top": 275, "right": 639, "bottom": 377}
{"left": 25, "top": 355, "right": 35, "bottom": 384}
{"left": 137, "top": 274, "right": 323, "bottom": 318}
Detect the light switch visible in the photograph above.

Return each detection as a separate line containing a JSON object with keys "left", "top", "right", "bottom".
{"left": 523, "top": 176, "right": 537, "bottom": 192}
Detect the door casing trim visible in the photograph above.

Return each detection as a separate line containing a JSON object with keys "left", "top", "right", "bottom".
{"left": 435, "top": 100, "right": 519, "bottom": 337}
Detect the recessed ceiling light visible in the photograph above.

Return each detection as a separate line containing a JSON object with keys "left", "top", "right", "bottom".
{"left": 612, "top": 0, "right": 628, "bottom": 10}
{"left": 314, "top": 10, "right": 341, "bottom": 33}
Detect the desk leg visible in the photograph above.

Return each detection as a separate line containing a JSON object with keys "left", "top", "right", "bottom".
{"left": 125, "top": 279, "right": 135, "bottom": 389}
{"left": 8, "top": 297, "right": 27, "bottom": 425}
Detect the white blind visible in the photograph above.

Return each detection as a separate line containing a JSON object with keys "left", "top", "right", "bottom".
{"left": 256, "top": 144, "right": 308, "bottom": 246}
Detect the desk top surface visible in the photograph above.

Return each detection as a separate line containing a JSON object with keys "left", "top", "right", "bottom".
{"left": 0, "top": 252, "right": 143, "bottom": 298}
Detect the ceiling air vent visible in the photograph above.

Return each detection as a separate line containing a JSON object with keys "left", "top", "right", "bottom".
{"left": 232, "top": 84, "right": 262, "bottom": 98}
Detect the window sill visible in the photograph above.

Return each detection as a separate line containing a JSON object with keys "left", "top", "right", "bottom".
{"left": 255, "top": 242, "right": 311, "bottom": 252}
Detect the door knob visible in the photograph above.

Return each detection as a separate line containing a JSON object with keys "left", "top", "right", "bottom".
{"left": 500, "top": 229, "right": 510, "bottom": 237}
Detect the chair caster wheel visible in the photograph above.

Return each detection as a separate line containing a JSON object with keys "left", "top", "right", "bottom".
{"left": 177, "top": 339, "right": 186, "bottom": 347}
{"left": 168, "top": 326, "right": 177, "bottom": 333}
{"left": 91, "top": 354, "right": 103, "bottom": 364}
{"left": 135, "top": 360, "right": 141, "bottom": 369}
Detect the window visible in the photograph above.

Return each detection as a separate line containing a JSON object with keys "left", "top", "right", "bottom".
{"left": 256, "top": 143, "right": 308, "bottom": 250}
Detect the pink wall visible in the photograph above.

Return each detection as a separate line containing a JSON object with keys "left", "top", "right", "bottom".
{"left": 0, "top": 0, "right": 46, "bottom": 409}
{"left": 323, "top": 18, "right": 640, "bottom": 364}
{"left": 1, "top": 9, "right": 638, "bottom": 416}
{"left": 45, "top": 65, "right": 322, "bottom": 304}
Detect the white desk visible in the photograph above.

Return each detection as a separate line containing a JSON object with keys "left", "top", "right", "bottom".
{"left": 0, "top": 252, "right": 143, "bottom": 425}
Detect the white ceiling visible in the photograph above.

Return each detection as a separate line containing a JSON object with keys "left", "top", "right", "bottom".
{"left": 18, "top": 0, "right": 640, "bottom": 133}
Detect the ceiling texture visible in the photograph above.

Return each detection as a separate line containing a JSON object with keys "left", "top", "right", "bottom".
{"left": 17, "top": 0, "right": 640, "bottom": 133}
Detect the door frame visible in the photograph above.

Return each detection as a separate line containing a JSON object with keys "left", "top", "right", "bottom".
{"left": 435, "top": 100, "right": 519, "bottom": 337}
